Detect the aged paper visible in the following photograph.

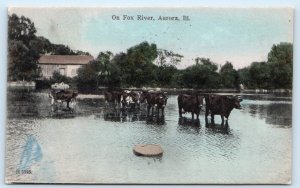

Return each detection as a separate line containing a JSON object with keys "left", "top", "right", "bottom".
{"left": 6, "top": 7, "right": 293, "bottom": 184}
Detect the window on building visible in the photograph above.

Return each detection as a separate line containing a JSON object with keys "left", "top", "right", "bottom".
{"left": 71, "top": 69, "right": 76, "bottom": 76}
{"left": 59, "top": 68, "right": 65, "bottom": 76}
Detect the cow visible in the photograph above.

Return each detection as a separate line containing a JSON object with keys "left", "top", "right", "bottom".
{"left": 120, "top": 90, "right": 141, "bottom": 110}
{"left": 104, "top": 90, "right": 122, "bottom": 106}
{"left": 49, "top": 89, "right": 78, "bottom": 110}
{"left": 204, "top": 94, "right": 242, "bottom": 125}
{"left": 140, "top": 91, "right": 168, "bottom": 117}
{"left": 178, "top": 94, "right": 204, "bottom": 120}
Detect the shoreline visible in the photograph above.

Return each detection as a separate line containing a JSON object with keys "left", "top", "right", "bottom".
{"left": 108, "top": 88, "right": 292, "bottom": 95}
{"left": 7, "top": 84, "right": 293, "bottom": 96}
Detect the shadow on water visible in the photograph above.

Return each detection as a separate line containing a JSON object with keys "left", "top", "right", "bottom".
{"left": 177, "top": 117, "right": 201, "bottom": 135}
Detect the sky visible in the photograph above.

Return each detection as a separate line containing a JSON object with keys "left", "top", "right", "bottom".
{"left": 9, "top": 7, "right": 293, "bottom": 69}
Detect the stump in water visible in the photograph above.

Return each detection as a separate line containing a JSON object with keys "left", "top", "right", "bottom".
{"left": 133, "top": 144, "right": 163, "bottom": 157}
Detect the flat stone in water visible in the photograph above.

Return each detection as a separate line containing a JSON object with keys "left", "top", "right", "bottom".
{"left": 133, "top": 144, "right": 163, "bottom": 157}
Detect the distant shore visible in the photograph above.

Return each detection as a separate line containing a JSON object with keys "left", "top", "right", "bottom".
{"left": 7, "top": 81, "right": 292, "bottom": 96}
{"left": 107, "top": 87, "right": 292, "bottom": 95}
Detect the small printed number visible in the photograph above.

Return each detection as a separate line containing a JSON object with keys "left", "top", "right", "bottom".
{"left": 16, "top": 169, "right": 32, "bottom": 174}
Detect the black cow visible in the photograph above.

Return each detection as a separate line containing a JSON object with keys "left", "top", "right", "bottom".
{"left": 204, "top": 94, "right": 242, "bottom": 125}
{"left": 140, "top": 91, "right": 168, "bottom": 117}
{"left": 178, "top": 94, "right": 204, "bottom": 120}
{"left": 49, "top": 89, "right": 78, "bottom": 110}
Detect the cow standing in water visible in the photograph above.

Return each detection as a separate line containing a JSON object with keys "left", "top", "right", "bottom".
{"left": 140, "top": 91, "right": 168, "bottom": 117}
{"left": 204, "top": 94, "right": 242, "bottom": 125}
{"left": 178, "top": 94, "right": 204, "bottom": 120}
{"left": 104, "top": 90, "right": 122, "bottom": 107}
{"left": 121, "top": 90, "right": 141, "bottom": 110}
{"left": 49, "top": 90, "right": 78, "bottom": 110}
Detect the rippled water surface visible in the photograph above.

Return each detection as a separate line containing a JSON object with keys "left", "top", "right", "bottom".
{"left": 5, "top": 91, "right": 292, "bottom": 184}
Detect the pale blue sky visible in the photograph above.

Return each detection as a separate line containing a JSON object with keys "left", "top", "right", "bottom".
{"left": 10, "top": 7, "right": 293, "bottom": 69}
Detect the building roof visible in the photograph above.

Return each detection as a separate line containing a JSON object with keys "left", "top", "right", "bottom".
{"left": 38, "top": 55, "right": 94, "bottom": 65}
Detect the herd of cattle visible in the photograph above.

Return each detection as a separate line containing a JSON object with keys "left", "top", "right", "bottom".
{"left": 49, "top": 88, "right": 243, "bottom": 125}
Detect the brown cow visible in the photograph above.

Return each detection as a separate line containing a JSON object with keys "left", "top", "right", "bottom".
{"left": 104, "top": 90, "right": 122, "bottom": 105}
{"left": 49, "top": 89, "right": 78, "bottom": 109}
{"left": 178, "top": 94, "right": 204, "bottom": 120}
{"left": 204, "top": 94, "right": 242, "bottom": 125}
{"left": 140, "top": 91, "right": 168, "bottom": 117}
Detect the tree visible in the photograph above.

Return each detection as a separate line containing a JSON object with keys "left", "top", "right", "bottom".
{"left": 76, "top": 61, "right": 98, "bottom": 92}
{"left": 181, "top": 58, "right": 220, "bottom": 89}
{"left": 156, "top": 49, "right": 183, "bottom": 67}
{"left": 27, "top": 36, "right": 52, "bottom": 56}
{"left": 155, "top": 49, "right": 182, "bottom": 87}
{"left": 51, "top": 71, "right": 71, "bottom": 84}
{"left": 8, "top": 14, "right": 36, "bottom": 46}
{"left": 238, "top": 67, "right": 250, "bottom": 88}
{"left": 268, "top": 42, "right": 293, "bottom": 65}
{"left": 96, "top": 51, "right": 121, "bottom": 88}
{"left": 248, "top": 62, "right": 271, "bottom": 89}
{"left": 219, "top": 62, "right": 239, "bottom": 89}
{"left": 124, "top": 41, "right": 158, "bottom": 87}
{"left": 8, "top": 14, "right": 40, "bottom": 81}
{"left": 268, "top": 42, "right": 293, "bottom": 89}
{"left": 76, "top": 51, "right": 121, "bottom": 91}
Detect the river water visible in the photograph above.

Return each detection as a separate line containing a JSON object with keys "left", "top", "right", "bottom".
{"left": 5, "top": 91, "right": 292, "bottom": 184}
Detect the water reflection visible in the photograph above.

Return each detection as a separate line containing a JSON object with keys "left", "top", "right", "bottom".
{"left": 102, "top": 105, "right": 151, "bottom": 123}
{"left": 243, "top": 101, "right": 292, "bottom": 127}
{"left": 205, "top": 122, "right": 230, "bottom": 135}
{"left": 178, "top": 117, "right": 200, "bottom": 126}
{"left": 177, "top": 117, "right": 200, "bottom": 135}
{"left": 146, "top": 116, "right": 165, "bottom": 125}
{"left": 266, "top": 103, "right": 292, "bottom": 127}
{"left": 50, "top": 111, "right": 77, "bottom": 119}
{"left": 7, "top": 91, "right": 41, "bottom": 119}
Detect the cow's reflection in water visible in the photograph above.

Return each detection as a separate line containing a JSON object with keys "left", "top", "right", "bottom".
{"left": 103, "top": 106, "right": 146, "bottom": 122}
{"left": 51, "top": 103, "right": 76, "bottom": 113}
{"left": 205, "top": 120, "right": 230, "bottom": 135}
{"left": 50, "top": 102, "right": 76, "bottom": 118}
{"left": 50, "top": 110, "right": 76, "bottom": 119}
{"left": 146, "top": 116, "right": 165, "bottom": 125}
{"left": 178, "top": 117, "right": 200, "bottom": 126}
{"left": 177, "top": 117, "right": 200, "bottom": 134}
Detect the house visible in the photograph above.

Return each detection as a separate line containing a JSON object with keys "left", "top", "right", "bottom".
{"left": 38, "top": 55, "right": 94, "bottom": 78}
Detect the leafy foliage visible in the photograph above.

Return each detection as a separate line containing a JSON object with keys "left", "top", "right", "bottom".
{"left": 8, "top": 14, "right": 40, "bottom": 81}
{"left": 238, "top": 42, "right": 293, "bottom": 89}
{"left": 220, "top": 62, "right": 239, "bottom": 89}
{"left": 181, "top": 58, "right": 220, "bottom": 89}
{"left": 268, "top": 43, "right": 293, "bottom": 89}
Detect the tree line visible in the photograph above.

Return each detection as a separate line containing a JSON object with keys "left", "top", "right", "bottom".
{"left": 8, "top": 14, "right": 293, "bottom": 91}
{"left": 75, "top": 41, "right": 292, "bottom": 91}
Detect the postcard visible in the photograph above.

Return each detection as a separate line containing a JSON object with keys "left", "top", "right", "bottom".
{"left": 5, "top": 7, "right": 293, "bottom": 184}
